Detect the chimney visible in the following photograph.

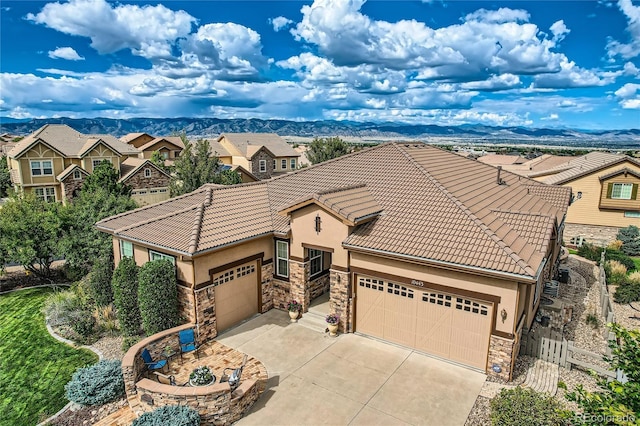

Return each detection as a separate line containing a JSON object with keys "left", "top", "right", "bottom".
{"left": 497, "top": 166, "right": 503, "bottom": 185}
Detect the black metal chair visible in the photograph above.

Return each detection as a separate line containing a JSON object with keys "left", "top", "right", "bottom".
{"left": 220, "top": 354, "right": 248, "bottom": 391}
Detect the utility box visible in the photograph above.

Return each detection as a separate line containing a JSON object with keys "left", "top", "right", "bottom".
{"left": 558, "top": 267, "right": 570, "bottom": 284}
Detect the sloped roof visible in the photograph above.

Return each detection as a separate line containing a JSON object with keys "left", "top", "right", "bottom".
{"left": 120, "top": 133, "right": 148, "bottom": 143}
{"left": 598, "top": 167, "right": 640, "bottom": 181}
{"left": 279, "top": 184, "right": 383, "bottom": 226}
{"left": 209, "top": 140, "right": 232, "bottom": 157}
{"left": 477, "top": 154, "right": 526, "bottom": 166}
{"left": 56, "top": 164, "right": 89, "bottom": 181}
{"left": 119, "top": 157, "right": 170, "bottom": 183}
{"left": 218, "top": 133, "right": 299, "bottom": 158}
{"left": 138, "top": 136, "right": 185, "bottom": 152}
{"left": 8, "top": 124, "right": 140, "bottom": 158}
{"left": 97, "top": 143, "right": 570, "bottom": 281}
{"left": 532, "top": 152, "right": 637, "bottom": 185}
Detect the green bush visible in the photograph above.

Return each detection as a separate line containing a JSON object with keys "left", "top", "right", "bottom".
{"left": 121, "top": 335, "right": 141, "bottom": 352}
{"left": 605, "top": 250, "right": 637, "bottom": 272}
{"left": 112, "top": 257, "right": 141, "bottom": 336}
{"left": 606, "top": 260, "right": 628, "bottom": 286}
{"left": 132, "top": 405, "right": 200, "bottom": 426}
{"left": 614, "top": 283, "right": 640, "bottom": 304}
{"left": 138, "top": 259, "right": 179, "bottom": 335}
{"left": 90, "top": 257, "right": 114, "bottom": 307}
{"left": 71, "top": 311, "right": 96, "bottom": 338}
{"left": 617, "top": 225, "right": 640, "bottom": 256}
{"left": 577, "top": 243, "right": 603, "bottom": 262}
{"left": 490, "top": 387, "right": 565, "bottom": 426}
{"left": 43, "top": 288, "right": 82, "bottom": 326}
{"left": 65, "top": 360, "right": 125, "bottom": 406}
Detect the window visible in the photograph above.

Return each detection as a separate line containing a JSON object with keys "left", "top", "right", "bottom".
{"left": 92, "top": 159, "right": 108, "bottom": 169}
{"left": 281, "top": 159, "right": 287, "bottom": 169}
{"left": 290, "top": 158, "right": 296, "bottom": 170}
{"left": 150, "top": 189, "right": 158, "bottom": 194}
{"left": 276, "top": 240, "right": 289, "bottom": 278}
{"left": 625, "top": 211, "right": 640, "bottom": 218}
{"left": 120, "top": 240, "right": 133, "bottom": 258}
{"left": 162, "top": 152, "right": 169, "bottom": 159}
{"left": 611, "top": 183, "right": 633, "bottom": 200}
{"left": 30, "top": 160, "right": 53, "bottom": 176}
{"left": 144, "top": 168, "right": 151, "bottom": 178}
{"left": 259, "top": 160, "right": 266, "bottom": 173}
{"left": 149, "top": 250, "right": 175, "bottom": 265}
{"left": 35, "top": 187, "right": 56, "bottom": 202}
{"left": 309, "top": 249, "right": 323, "bottom": 277}
{"left": 159, "top": 189, "right": 167, "bottom": 193}
{"left": 273, "top": 160, "right": 277, "bottom": 170}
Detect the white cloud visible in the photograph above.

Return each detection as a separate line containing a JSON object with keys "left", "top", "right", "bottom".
{"left": 48, "top": 47, "right": 85, "bottom": 61}
{"left": 620, "top": 98, "right": 640, "bottom": 108}
{"left": 541, "top": 113, "right": 559, "bottom": 120}
{"left": 606, "top": 0, "right": 640, "bottom": 59}
{"left": 459, "top": 74, "right": 521, "bottom": 91}
{"left": 623, "top": 61, "right": 640, "bottom": 76}
{"left": 549, "top": 20, "right": 570, "bottom": 43}
{"left": 464, "top": 8, "right": 530, "bottom": 24}
{"left": 270, "top": 16, "right": 293, "bottom": 32}
{"left": 534, "top": 59, "right": 615, "bottom": 88}
{"left": 614, "top": 82, "right": 640, "bottom": 98}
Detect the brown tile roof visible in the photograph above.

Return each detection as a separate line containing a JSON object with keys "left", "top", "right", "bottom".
{"left": 138, "top": 136, "right": 185, "bottom": 152}
{"left": 209, "top": 140, "right": 232, "bottom": 157}
{"left": 279, "top": 184, "right": 383, "bottom": 226}
{"left": 119, "top": 133, "right": 147, "bottom": 143}
{"left": 598, "top": 167, "right": 640, "bottom": 181}
{"left": 477, "top": 154, "right": 526, "bottom": 166}
{"left": 56, "top": 164, "right": 88, "bottom": 181}
{"left": 7, "top": 124, "right": 139, "bottom": 158}
{"left": 97, "top": 143, "right": 571, "bottom": 281}
{"left": 218, "top": 133, "right": 299, "bottom": 158}
{"left": 530, "top": 152, "right": 637, "bottom": 185}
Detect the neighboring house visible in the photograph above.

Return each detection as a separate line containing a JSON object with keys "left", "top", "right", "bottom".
{"left": 120, "top": 133, "right": 184, "bottom": 163}
{"left": 498, "top": 154, "right": 577, "bottom": 177}
{"left": 215, "top": 133, "right": 300, "bottom": 179}
{"left": 220, "top": 164, "right": 260, "bottom": 183}
{"left": 477, "top": 154, "right": 528, "bottom": 167}
{"left": 6, "top": 124, "right": 170, "bottom": 204}
{"left": 528, "top": 152, "right": 640, "bottom": 245}
{"left": 97, "top": 143, "right": 570, "bottom": 381}
{"left": 119, "top": 157, "right": 171, "bottom": 206}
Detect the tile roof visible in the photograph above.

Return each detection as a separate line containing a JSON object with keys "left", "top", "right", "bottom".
{"left": 477, "top": 154, "right": 527, "bottom": 166}
{"left": 218, "top": 133, "right": 299, "bottom": 158}
{"left": 97, "top": 143, "right": 571, "bottom": 281}
{"left": 56, "top": 164, "right": 88, "bottom": 181}
{"left": 209, "top": 140, "right": 232, "bottom": 157}
{"left": 7, "top": 124, "right": 140, "bottom": 158}
{"left": 598, "top": 167, "right": 640, "bottom": 181}
{"left": 530, "top": 152, "right": 637, "bottom": 185}
{"left": 138, "top": 136, "right": 185, "bottom": 152}
{"left": 119, "top": 133, "right": 147, "bottom": 143}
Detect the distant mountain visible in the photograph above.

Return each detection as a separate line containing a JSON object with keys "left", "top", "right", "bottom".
{"left": 1, "top": 117, "right": 639, "bottom": 149}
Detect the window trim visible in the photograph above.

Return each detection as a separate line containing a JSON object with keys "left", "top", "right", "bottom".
{"left": 259, "top": 160, "right": 267, "bottom": 173}
{"left": 35, "top": 186, "right": 56, "bottom": 202}
{"left": 273, "top": 159, "right": 277, "bottom": 170}
{"left": 73, "top": 170, "right": 81, "bottom": 180}
{"left": 30, "top": 160, "right": 53, "bottom": 176}
{"left": 275, "top": 240, "right": 289, "bottom": 279}
{"left": 624, "top": 211, "right": 640, "bottom": 218}
{"left": 120, "top": 240, "right": 133, "bottom": 259}
{"left": 610, "top": 183, "right": 633, "bottom": 200}
{"left": 149, "top": 250, "right": 176, "bottom": 265}
{"left": 290, "top": 158, "right": 296, "bottom": 170}
{"left": 309, "top": 248, "right": 323, "bottom": 278}
{"left": 281, "top": 159, "right": 287, "bottom": 169}
{"left": 144, "top": 168, "right": 151, "bottom": 178}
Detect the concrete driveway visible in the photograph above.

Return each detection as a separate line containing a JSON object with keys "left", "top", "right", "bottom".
{"left": 217, "top": 310, "right": 485, "bottom": 426}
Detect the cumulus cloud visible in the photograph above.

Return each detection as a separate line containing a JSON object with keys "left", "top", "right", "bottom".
{"left": 549, "top": 20, "right": 570, "bottom": 43}
{"left": 606, "top": 0, "right": 640, "bottom": 59}
{"left": 541, "top": 113, "right": 559, "bottom": 120}
{"left": 614, "top": 82, "right": 640, "bottom": 109}
{"left": 270, "top": 16, "right": 293, "bottom": 31}
{"left": 534, "top": 59, "right": 615, "bottom": 88}
{"left": 48, "top": 47, "right": 84, "bottom": 61}
{"left": 463, "top": 8, "right": 530, "bottom": 24}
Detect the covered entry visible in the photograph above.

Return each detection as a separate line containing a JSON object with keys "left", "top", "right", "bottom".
{"left": 355, "top": 275, "right": 493, "bottom": 370}
{"left": 212, "top": 261, "right": 259, "bottom": 332}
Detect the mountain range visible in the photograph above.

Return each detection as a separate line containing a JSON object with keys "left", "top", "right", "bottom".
{"left": 1, "top": 117, "right": 639, "bottom": 149}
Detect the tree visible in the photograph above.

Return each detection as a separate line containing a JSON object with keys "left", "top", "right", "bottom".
{"left": 149, "top": 150, "right": 170, "bottom": 173}
{"left": 563, "top": 323, "right": 640, "bottom": 425}
{"left": 138, "top": 259, "right": 179, "bottom": 335}
{"left": 82, "top": 160, "right": 131, "bottom": 197}
{"left": 90, "top": 256, "right": 114, "bottom": 307}
{"left": 0, "top": 156, "right": 12, "bottom": 198}
{"left": 170, "top": 136, "right": 239, "bottom": 196}
{"left": 0, "top": 193, "right": 61, "bottom": 279}
{"left": 306, "top": 137, "right": 351, "bottom": 164}
{"left": 617, "top": 226, "right": 640, "bottom": 256}
{"left": 111, "top": 257, "right": 141, "bottom": 336}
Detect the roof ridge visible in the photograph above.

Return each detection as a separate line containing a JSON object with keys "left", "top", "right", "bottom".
{"left": 394, "top": 144, "right": 536, "bottom": 277}
{"left": 316, "top": 183, "right": 367, "bottom": 196}
{"left": 114, "top": 202, "right": 201, "bottom": 234}
{"left": 188, "top": 202, "right": 206, "bottom": 254}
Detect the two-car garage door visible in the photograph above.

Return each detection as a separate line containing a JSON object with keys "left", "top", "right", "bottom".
{"left": 212, "top": 261, "right": 259, "bottom": 333}
{"left": 355, "top": 276, "right": 493, "bottom": 370}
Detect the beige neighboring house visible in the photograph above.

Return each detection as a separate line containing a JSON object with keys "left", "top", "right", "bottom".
{"left": 528, "top": 152, "right": 640, "bottom": 244}
{"left": 7, "top": 124, "right": 171, "bottom": 205}
{"left": 477, "top": 154, "right": 528, "bottom": 166}
{"left": 97, "top": 143, "right": 570, "bottom": 381}
{"left": 215, "top": 133, "right": 301, "bottom": 179}
{"left": 120, "top": 133, "right": 185, "bottom": 163}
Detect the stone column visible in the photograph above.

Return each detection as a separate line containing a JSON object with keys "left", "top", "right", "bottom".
{"left": 194, "top": 286, "right": 217, "bottom": 342}
{"left": 261, "top": 262, "right": 274, "bottom": 313}
{"left": 487, "top": 334, "right": 516, "bottom": 381}
{"left": 330, "top": 269, "right": 351, "bottom": 333}
{"left": 289, "top": 259, "right": 310, "bottom": 311}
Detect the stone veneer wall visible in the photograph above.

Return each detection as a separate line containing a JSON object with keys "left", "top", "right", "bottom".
{"left": 289, "top": 260, "right": 309, "bottom": 311}
{"left": 249, "top": 150, "right": 275, "bottom": 180}
{"left": 177, "top": 284, "right": 195, "bottom": 323}
{"left": 329, "top": 269, "right": 351, "bottom": 333}
{"left": 123, "top": 166, "right": 170, "bottom": 190}
{"left": 308, "top": 273, "right": 330, "bottom": 301}
{"left": 60, "top": 173, "right": 84, "bottom": 201}
{"left": 486, "top": 334, "right": 516, "bottom": 381}
{"left": 195, "top": 286, "right": 217, "bottom": 342}
{"left": 564, "top": 223, "right": 620, "bottom": 248}
{"left": 271, "top": 278, "right": 291, "bottom": 310}
{"left": 260, "top": 262, "right": 274, "bottom": 313}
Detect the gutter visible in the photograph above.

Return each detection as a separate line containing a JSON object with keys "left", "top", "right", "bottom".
{"left": 343, "top": 244, "right": 538, "bottom": 283}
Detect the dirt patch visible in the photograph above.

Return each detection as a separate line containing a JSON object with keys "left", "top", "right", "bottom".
{"left": 48, "top": 399, "right": 127, "bottom": 426}
{"left": 1, "top": 261, "right": 67, "bottom": 292}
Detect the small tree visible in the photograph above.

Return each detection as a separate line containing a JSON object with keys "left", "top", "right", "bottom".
{"left": 82, "top": 160, "right": 131, "bottom": 196}
{"left": 617, "top": 226, "right": 640, "bottom": 256}
{"left": 138, "top": 259, "right": 179, "bottom": 335}
{"left": 306, "top": 137, "right": 351, "bottom": 164}
{"left": 111, "top": 257, "right": 141, "bottom": 336}
{"left": 90, "top": 256, "right": 114, "bottom": 307}
{"left": 0, "top": 155, "right": 11, "bottom": 197}
{"left": 149, "top": 150, "right": 170, "bottom": 173}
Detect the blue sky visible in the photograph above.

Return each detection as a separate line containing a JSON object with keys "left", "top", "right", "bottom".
{"left": 1, "top": 0, "right": 639, "bottom": 130}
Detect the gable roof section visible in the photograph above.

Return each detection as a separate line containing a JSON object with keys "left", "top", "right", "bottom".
{"left": 221, "top": 164, "right": 259, "bottom": 181}
{"left": 218, "top": 133, "right": 299, "bottom": 158}
{"left": 120, "top": 133, "right": 149, "bottom": 143}
{"left": 598, "top": 167, "right": 640, "bottom": 181}
{"left": 56, "top": 164, "right": 89, "bottom": 181}
{"left": 119, "top": 157, "right": 171, "bottom": 183}
{"left": 279, "top": 184, "right": 383, "bottom": 226}
{"left": 97, "top": 143, "right": 570, "bottom": 281}
{"left": 138, "top": 136, "right": 185, "bottom": 152}
{"left": 8, "top": 125, "right": 139, "bottom": 158}
{"left": 531, "top": 152, "right": 637, "bottom": 185}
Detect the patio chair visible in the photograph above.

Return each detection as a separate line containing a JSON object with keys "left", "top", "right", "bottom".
{"left": 220, "top": 354, "right": 248, "bottom": 391}
{"left": 178, "top": 328, "right": 200, "bottom": 361}
{"left": 141, "top": 348, "right": 168, "bottom": 373}
{"left": 153, "top": 371, "right": 188, "bottom": 386}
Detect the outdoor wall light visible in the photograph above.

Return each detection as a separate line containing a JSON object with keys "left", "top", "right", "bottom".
{"left": 315, "top": 214, "right": 322, "bottom": 233}
{"left": 492, "top": 364, "right": 502, "bottom": 373}
{"left": 500, "top": 308, "right": 507, "bottom": 323}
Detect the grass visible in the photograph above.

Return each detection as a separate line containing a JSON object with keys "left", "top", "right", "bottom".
{"left": 568, "top": 248, "right": 578, "bottom": 255}
{"left": 0, "top": 288, "right": 98, "bottom": 426}
{"left": 632, "top": 257, "right": 640, "bottom": 272}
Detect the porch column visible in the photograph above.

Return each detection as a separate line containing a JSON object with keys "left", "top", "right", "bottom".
{"left": 330, "top": 268, "right": 351, "bottom": 333}
{"left": 289, "top": 259, "right": 310, "bottom": 312}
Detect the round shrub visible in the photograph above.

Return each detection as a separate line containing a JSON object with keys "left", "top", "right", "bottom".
{"left": 43, "top": 289, "right": 82, "bottom": 326}
{"left": 605, "top": 250, "right": 637, "bottom": 272}
{"left": 112, "top": 257, "right": 141, "bottom": 336}
{"left": 490, "top": 387, "right": 565, "bottom": 426}
{"left": 577, "top": 243, "right": 603, "bottom": 262}
{"left": 65, "top": 360, "right": 125, "bottom": 406}
{"left": 71, "top": 311, "right": 96, "bottom": 338}
{"left": 614, "top": 283, "right": 640, "bottom": 304}
{"left": 138, "top": 259, "right": 179, "bottom": 335}
{"left": 617, "top": 225, "right": 640, "bottom": 256}
{"left": 132, "top": 405, "right": 200, "bottom": 426}
{"left": 606, "top": 260, "right": 628, "bottom": 286}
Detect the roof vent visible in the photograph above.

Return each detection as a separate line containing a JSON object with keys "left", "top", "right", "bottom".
{"left": 496, "top": 166, "right": 506, "bottom": 185}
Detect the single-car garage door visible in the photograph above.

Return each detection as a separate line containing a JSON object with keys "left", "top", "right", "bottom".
{"left": 213, "top": 261, "right": 259, "bottom": 332}
{"left": 355, "top": 275, "right": 493, "bottom": 370}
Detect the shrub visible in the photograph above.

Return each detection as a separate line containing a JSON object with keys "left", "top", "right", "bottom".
{"left": 585, "top": 313, "right": 600, "bottom": 329}
{"left": 112, "top": 257, "right": 141, "bottom": 336}
{"left": 132, "top": 405, "right": 200, "bottom": 426}
{"left": 606, "top": 260, "right": 628, "bottom": 285}
{"left": 43, "top": 288, "right": 82, "bottom": 326}
{"left": 577, "top": 243, "right": 603, "bottom": 262}
{"left": 607, "top": 239, "right": 624, "bottom": 251}
{"left": 614, "top": 283, "right": 640, "bottom": 304}
{"left": 490, "top": 387, "right": 565, "bottom": 426}
{"left": 94, "top": 304, "right": 119, "bottom": 335}
{"left": 65, "top": 360, "right": 125, "bottom": 406}
{"left": 605, "top": 250, "right": 637, "bottom": 272}
{"left": 122, "top": 335, "right": 141, "bottom": 352}
{"left": 627, "top": 271, "right": 640, "bottom": 285}
{"left": 138, "top": 259, "right": 179, "bottom": 335}
{"left": 71, "top": 311, "right": 97, "bottom": 338}
{"left": 617, "top": 225, "right": 640, "bottom": 256}
{"left": 90, "top": 257, "right": 114, "bottom": 307}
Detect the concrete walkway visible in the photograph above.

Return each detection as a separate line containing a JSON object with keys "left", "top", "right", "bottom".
{"left": 217, "top": 310, "right": 486, "bottom": 426}
{"left": 521, "top": 359, "right": 559, "bottom": 396}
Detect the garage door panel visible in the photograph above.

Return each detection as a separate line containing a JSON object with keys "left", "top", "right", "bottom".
{"left": 213, "top": 261, "right": 258, "bottom": 333}
{"left": 383, "top": 283, "right": 417, "bottom": 347}
{"left": 415, "top": 299, "right": 452, "bottom": 358}
{"left": 355, "top": 278, "right": 385, "bottom": 338}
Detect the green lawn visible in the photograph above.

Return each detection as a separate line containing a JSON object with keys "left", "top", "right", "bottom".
{"left": 0, "top": 288, "right": 98, "bottom": 426}
{"left": 633, "top": 257, "right": 640, "bottom": 272}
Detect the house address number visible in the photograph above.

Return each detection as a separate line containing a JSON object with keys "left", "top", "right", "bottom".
{"left": 411, "top": 280, "right": 424, "bottom": 287}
